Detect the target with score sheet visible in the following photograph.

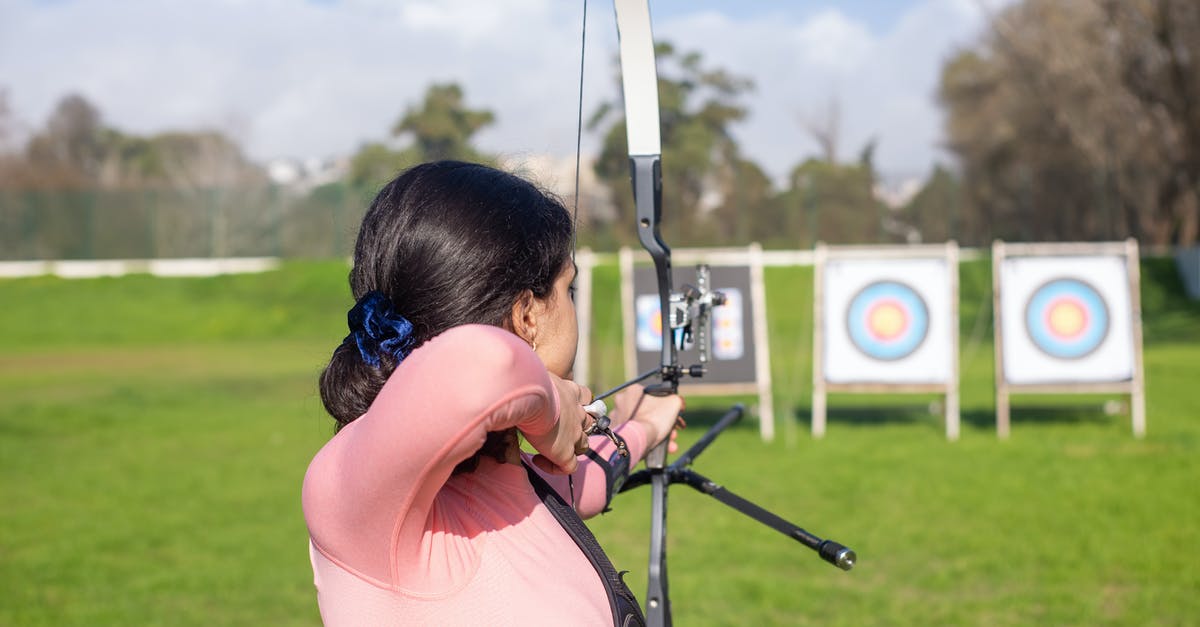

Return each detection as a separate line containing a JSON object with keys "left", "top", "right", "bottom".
{"left": 845, "top": 281, "right": 929, "bottom": 361}
{"left": 1024, "top": 278, "right": 1109, "bottom": 360}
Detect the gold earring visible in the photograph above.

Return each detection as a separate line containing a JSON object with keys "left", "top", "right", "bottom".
{"left": 531, "top": 340, "right": 538, "bottom": 351}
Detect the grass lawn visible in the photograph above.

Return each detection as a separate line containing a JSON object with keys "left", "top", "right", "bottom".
{"left": 1, "top": 258, "right": 1198, "bottom": 625}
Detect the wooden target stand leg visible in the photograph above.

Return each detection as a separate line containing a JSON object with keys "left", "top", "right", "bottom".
{"left": 812, "top": 380, "right": 827, "bottom": 439}
{"left": 811, "top": 244, "right": 828, "bottom": 438}
{"left": 993, "top": 241, "right": 1010, "bottom": 439}
{"left": 945, "top": 384, "right": 961, "bottom": 442}
{"left": 996, "top": 383, "right": 1011, "bottom": 440}
{"left": 946, "top": 241, "right": 961, "bottom": 441}
{"left": 1127, "top": 237, "right": 1148, "bottom": 439}
{"left": 1131, "top": 388, "right": 1146, "bottom": 438}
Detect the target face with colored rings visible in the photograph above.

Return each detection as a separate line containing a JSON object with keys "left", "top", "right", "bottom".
{"left": 1024, "top": 278, "right": 1109, "bottom": 359}
{"left": 845, "top": 281, "right": 929, "bottom": 361}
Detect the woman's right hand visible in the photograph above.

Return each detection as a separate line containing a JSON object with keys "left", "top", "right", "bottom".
{"left": 522, "top": 374, "right": 593, "bottom": 475}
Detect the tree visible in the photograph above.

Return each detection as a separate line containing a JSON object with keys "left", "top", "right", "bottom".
{"left": 0, "top": 88, "right": 17, "bottom": 153}
{"left": 348, "top": 83, "right": 496, "bottom": 187}
{"left": 1102, "top": 0, "right": 1200, "bottom": 246}
{"left": 142, "top": 131, "right": 263, "bottom": 189}
{"left": 22, "top": 93, "right": 105, "bottom": 186}
{"left": 588, "top": 42, "right": 758, "bottom": 246}
{"left": 0, "top": 88, "right": 34, "bottom": 188}
{"left": 939, "top": 0, "right": 1200, "bottom": 247}
{"left": 785, "top": 153, "right": 886, "bottom": 246}
{"left": 347, "top": 142, "right": 418, "bottom": 190}
{"left": 710, "top": 157, "right": 773, "bottom": 244}
{"left": 9, "top": 92, "right": 261, "bottom": 190}
{"left": 901, "top": 165, "right": 963, "bottom": 244}
{"left": 392, "top": 83, "right": 494, "bottom": 163}
{"left": 802, "top": 97, "right": 842, "bottom": 164}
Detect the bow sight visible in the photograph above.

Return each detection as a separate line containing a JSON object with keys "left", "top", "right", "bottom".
{"left": 647, "top": 266, "right": 727, "bottom": 392}
{"left": 672, "top": 267, "right": 727, "bottom": 370}
{"left": 589, "top": 268, "right": 724, "bottom": 404}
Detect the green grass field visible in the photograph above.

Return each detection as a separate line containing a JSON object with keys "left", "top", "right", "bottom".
{"left": 2, "top": 258, "right": 1198, "bottom": 625}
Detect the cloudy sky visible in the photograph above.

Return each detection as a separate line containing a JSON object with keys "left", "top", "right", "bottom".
{"left": 0, "top": 0, "right": 1008, "bottom": 186}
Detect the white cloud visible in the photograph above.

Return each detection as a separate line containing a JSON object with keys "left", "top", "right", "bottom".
{"left": 0, "top": 0, "right": 1000, "bottom": 185}
{"left": 656, "top": 0, "right": 997, "bottom": 184}
{"left": 792, "top": 9, "right": 874, "bottom": 72}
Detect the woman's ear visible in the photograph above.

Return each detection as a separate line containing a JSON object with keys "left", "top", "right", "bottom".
{"left": 508, "top": 289, "right": 542, "bottom": 345}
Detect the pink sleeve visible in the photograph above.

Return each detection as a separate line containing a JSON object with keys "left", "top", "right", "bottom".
{"left": 531, "top": 418, "right": 652, "bottom": 519}
{"left": 302, "top": 325, "right": 560, "bottom": 584}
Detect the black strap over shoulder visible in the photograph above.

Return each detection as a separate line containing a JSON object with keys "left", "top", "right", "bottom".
{"left": 523, "top": 463, "right": 645, "bottom": 627}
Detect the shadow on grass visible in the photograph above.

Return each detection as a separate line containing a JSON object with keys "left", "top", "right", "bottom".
{"left": 786, "top": 403, "right": 1120, "bottom": 432}
{"left": 793, "top": 404, "right": 943, "bottom": 430}
{"left": 962, "top": 404, "right": 1118, "bottom": 429}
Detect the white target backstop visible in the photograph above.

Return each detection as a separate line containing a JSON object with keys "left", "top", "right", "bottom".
{"left": 812, "top": 242, "right": 961, "bottom": 440}
{"left": 992, "top": 240, "right": 1146, "bottom": 438}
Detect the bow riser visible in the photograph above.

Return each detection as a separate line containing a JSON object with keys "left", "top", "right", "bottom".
{"left": 630, "top": 155, "right": 676, "bottom": 390}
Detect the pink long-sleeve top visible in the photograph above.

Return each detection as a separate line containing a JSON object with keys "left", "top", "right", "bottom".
{"left": 302, "top": 324, "right": 650, "bottom": 626}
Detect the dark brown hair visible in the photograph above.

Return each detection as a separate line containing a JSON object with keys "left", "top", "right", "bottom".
{"left": 319, "top": 161, "right": 574, "bottom": 472}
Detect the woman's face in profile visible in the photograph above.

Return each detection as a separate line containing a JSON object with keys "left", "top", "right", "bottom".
{"left": 531, "top": 263, "right": 579, "bottom": 379}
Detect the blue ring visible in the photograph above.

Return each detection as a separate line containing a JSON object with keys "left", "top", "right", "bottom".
{"left": 845, "top": 281, "right": 929, "bottom": 361}
{"left": 1024, "top": 278, "right": 1108, "bottom": 360}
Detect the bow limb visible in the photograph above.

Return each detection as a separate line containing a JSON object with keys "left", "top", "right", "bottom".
{"left": 614, "top": 0, "right": 677, "bottom": 396}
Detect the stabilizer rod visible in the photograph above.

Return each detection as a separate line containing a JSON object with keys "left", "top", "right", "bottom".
{"left": 673, "top": 469, "right": 857, "bottom": 571}
{"left": 619, "top": 402, "right": 857, "bottom": 572}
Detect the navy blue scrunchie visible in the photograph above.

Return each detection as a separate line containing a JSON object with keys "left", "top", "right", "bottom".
{"left": 346, "top": 291, "right": 415, "bottom": 368}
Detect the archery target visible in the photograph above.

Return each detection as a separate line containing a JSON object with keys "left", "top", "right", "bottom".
{"left": 823, "top": 258, "right": 953, "bottom": 384}
{"left": 1024, "top": 279, "right": 1109, "bottom": 359}
{"left": 999, "top": 256, "right": 1133, "bottom": 383}
{"left": 845, "top": 281, "right": 929, "bottom": 361}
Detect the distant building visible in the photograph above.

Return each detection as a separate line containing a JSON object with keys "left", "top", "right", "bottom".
{"left": 873, "top": 176, "right": 923, "bottom": 210}
{"left": 265, "top": 156, "right": 349, "bottom": 193}
{"left": 875, "top": 175, "right": 925, "bottom": 243}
